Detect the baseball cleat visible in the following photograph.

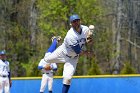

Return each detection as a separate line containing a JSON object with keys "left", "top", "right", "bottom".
{"left": 51, "top": 36, "right": 57, "bottom": 42}
{"left": 56, "top": 36, "right": 62, "bottom": 41}
{"left": 51, "top": 36, "right": 62, "bottom": 44}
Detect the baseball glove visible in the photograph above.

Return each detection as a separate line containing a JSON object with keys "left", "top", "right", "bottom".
{"left": 44, "top": 64, "right": 52, "bottom": 70}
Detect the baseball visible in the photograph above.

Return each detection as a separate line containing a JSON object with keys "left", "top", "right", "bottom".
{"left": 89, "top": 25, "right": 95, "bottom": 30}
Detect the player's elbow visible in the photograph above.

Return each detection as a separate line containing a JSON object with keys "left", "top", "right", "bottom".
{"left": 71, "top": 44, "right": 82, "bottom": 54}
{"left": 53, "top": 68, "right": 57, "bottom": 71}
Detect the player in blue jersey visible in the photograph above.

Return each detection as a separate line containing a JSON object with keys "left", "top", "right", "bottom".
{"left": 43, "top": 14, "right": 94, "bottom": 93}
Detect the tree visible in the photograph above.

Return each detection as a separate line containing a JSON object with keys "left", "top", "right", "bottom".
{"left": 120, "top": 62, "right": 137, "bottom": 74}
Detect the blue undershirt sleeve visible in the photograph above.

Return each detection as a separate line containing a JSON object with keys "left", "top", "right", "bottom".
{"left": 38, "top": 66, "right": 44, "bottom": 70}
{"left": 53, "top": 68, "right": 57, "bottom": 71}
{"left": 71, "top": 44, "right": 82, "bottom": 54}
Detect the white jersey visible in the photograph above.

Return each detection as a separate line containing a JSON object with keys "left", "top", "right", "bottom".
{"left": 39, "top": 58, "right": 57, "bottom": 92}
{"left": 62, "top": 25, "right": 89, "bottom": 57}
{"left": 0, "top": 59, "right": 10, "bottom": 76}
{"left": 38, "top": 59, "right": 57, "bottom": 74}
{"left": 43, "top": 25, "right": 89, "bottom": 80}
{"left": 0, "top": 59, "right": 10, "bottom": 93}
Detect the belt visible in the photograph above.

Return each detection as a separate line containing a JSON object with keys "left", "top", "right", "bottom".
{"left": 43, "top": 73, "right": 49, "bottom": 74}
{"left": 43, "top": 72, "right": 53, "bottom": 74}
{"left": 0, "top": 75, "right": 7, "bottom": 78}
{"left": 66, "top": 54, "right": 78, "bottom": 58}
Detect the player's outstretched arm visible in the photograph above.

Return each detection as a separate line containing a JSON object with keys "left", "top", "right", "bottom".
{"left": 79, "top": 50, "right": 94, "bottom": 57}
{"left": 86, "top": 25, "right": 95, "bottom": 44}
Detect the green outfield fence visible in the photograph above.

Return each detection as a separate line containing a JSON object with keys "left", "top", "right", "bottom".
{"left": 11, "top": 74, "right": 140, "bottom": 93}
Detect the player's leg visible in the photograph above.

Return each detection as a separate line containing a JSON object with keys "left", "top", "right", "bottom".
{"left": 40, "top": 74, "right": 48, "bottom": 93}
{"left": 62, "top": 61, "right": 78, "bottom": 93}
{"left": 44, "top": 36, "right": 65, "bottom": 63}
{"left": 4, "top": 78, "right": 10, "bottom": 93}
{"left": 44, "top": 45, "right": 66, "bottom": 63}
{"left": 62, "top": 83, "right": 70, "bottom": 93}
{"left": 48, "top": 76, "right": 53, "bottom": 93}
{"left": 0, "top": 77, "right": 4, "bottom": 93}
{"left": 47, "top": 38, "right": 58, "bottom": 53}
{"left": 47, "top": 36, "right": 61, "bottom": 53}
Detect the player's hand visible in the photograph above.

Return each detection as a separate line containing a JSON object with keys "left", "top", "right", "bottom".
{"left": 86, "top": 36, "right": 93, "bottom": 44}
{"left": 86, "top": 25, "right": 95, "bottom": 44}
{"left": 44, "top": 64, "right": 52, "bottom": 70}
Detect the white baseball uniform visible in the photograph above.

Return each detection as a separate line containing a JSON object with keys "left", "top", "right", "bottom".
{"left": 38, "top": 59, "right": 57, "bottom": 92}
{"left": 0, "top": 59, "right": 10, "bottom": 93}
{"left": 44, "top": 25, "right": 89, "bottom": 84}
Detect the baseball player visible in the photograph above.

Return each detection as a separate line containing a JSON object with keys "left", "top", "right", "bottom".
{"left": 38, "top": 38, "right": 58, "bottom": 93}
{"left": 43, "top": 14, "right": 94, "bottom": 93}
{"left": 0, "top": 50, "right": 12, "bottom": 93}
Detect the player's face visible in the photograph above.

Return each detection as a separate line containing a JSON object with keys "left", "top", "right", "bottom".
{"left": 0, "top": 54, "right": 6, "bottom": 60}
{"left": 71, "top": 19, "right": 80, "bottom": 30}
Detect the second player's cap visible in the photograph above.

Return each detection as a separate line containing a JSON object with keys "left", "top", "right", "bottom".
{"left": 70, "top": 14, "right": 80, "bottom": 22}
{"left": 0, "top": 50, "right": 6, "bottom": 55}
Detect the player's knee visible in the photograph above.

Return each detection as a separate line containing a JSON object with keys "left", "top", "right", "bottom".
{"left": 63, "top": 78, "right": 71, "bottom": 85}
{"left": 44, "top": 52, "right": 51, "bottom": 60}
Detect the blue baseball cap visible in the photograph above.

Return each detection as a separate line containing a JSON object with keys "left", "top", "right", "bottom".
{"left": 0, "top": 50, "right": 6, "bottom": 55}
{"left": 70, "top": 14, "right": 80, "bottom": 22}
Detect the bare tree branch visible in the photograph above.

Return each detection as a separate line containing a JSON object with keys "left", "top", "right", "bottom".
{"left": 120, "top": 38, "right": 140, "bottom": 49}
